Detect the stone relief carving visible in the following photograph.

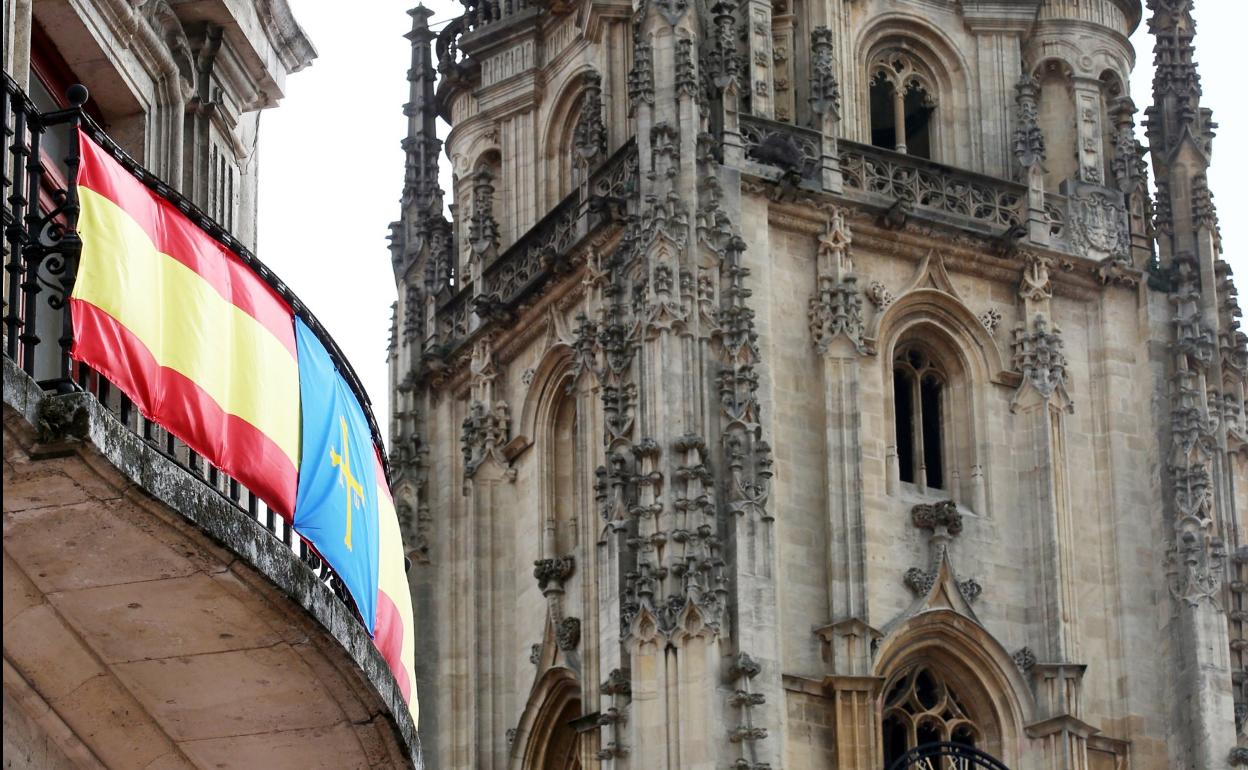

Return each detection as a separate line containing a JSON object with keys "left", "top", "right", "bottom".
{"left": 461, "top": 400, "right": 510, "bottom": 475}
{"left": 866, "top": 280, "right": 893, "bottom": 310}
{"left": 1018, "top": 252, "right": 1053, "bottom": 303}
{"left": 628, "top": 42, "right": 655, "bottom": 114}
{"left": 533, "top": 555, "right": 575, "bottom": 592}
{"left": 808, "top": 210, "right": 866, "bottom": 354}
{"left": 1077, "top": 102, "right": 1103, "bottom": 184}
{"left": 808, "top": 27, "right": 840, "bottom": 119}
{"left": 705, "top": 0, "right": 739, "bottom": 90}
{"left": 461, "top": 339, "right": 511, "bottom": 476}
{"left": 602, "top": 667, "right": 632, "bottom": 696}
{"left": 903, "top": 567, "right": 936, "bottom": 596}
{"left": 573, "top": 69, "right": 607, "bottom": 163}
{"left": 902, "top": 501, "right": 984, "bottom": 606}
{"left": 675, "top": 38, "right": 698, "bottom": 98}
{"left": 911, "top": 499, "right": 963, "bottom": 536}
{"left": 1012, "top": 646, "right": 1037, "bottom": 673}
{"left": 1013, "top": 74, "right": 1045, "bottom": 172}
{"left": 979, "top": 307, "right": 1002, "bottom": 332}
{"left": 1011, "top": 316, "right": 1069, "bottom": 401}
{"left": 1069, "top": 188, "right": 1130, "bottom": 264}
{"left": 556, "top": 617, "right": 581, "bottom": 650}
{"left": 468, "top": 167, "right": 500, "bottom": 261}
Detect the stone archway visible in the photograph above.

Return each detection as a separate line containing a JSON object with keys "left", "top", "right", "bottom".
{"left": 512, "top": 668, "right": 583, "bottom": 770}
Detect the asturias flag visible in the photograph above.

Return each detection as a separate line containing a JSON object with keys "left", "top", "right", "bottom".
{"left": 293, "top": 318, "right": 380, "bottom": 633}
{"left": 70, "top": 130, "right": 301, "bottom": 517}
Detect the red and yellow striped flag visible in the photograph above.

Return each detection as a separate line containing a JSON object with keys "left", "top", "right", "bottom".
{"left": 372, "top": 449, "right": 418, "bottom": 722}
{"left": 70, "top": 130, "right": 301, "bottom": 516}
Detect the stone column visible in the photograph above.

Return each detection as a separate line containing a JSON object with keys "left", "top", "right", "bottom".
{"left": 1013, "top": 75, "right": 1049, "bottom": 246}
{"left": 460, "top": 338, "right": 516, "bottom": 769}
{"left": 809, "top": 27, "right": 843, "bottom": 194}
{"left": 743, "top": 0, "right": 773, "bottom": 118}
{"left": 1024, "top": 663, "right": 1095, "bottom": 770}
{"left": 1072, "top": 78, "right": 1106, "bottom": 187}
{"left": 1011, "top": 253, "right": 1080, "bottom": 665}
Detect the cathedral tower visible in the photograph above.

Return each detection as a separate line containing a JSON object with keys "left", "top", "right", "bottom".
{"left": 388, "top": 0, "right": 1246, "bottom": 766}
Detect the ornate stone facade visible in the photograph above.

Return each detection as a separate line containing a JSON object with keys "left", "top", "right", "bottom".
{"left": 389, "top": 0, "right": 1246, "bottom": 767}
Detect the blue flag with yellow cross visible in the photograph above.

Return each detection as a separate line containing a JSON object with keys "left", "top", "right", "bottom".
{"left": 292, "top": 317, "right": 379, "bottom": 633}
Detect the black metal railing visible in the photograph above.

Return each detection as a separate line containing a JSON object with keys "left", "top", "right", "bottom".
{"left": 2, "top": 73, "right": 389, "bottom": 624}
{"left": 887, "top": 742, "right": 1011, "bottom": 770}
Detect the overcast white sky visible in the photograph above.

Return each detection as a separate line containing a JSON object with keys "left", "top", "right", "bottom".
{"left": 257, "top": 2, "right": 1248, "bottom": 446}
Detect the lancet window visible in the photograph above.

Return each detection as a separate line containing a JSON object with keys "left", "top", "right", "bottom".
{"left": 881, "top": 666, "right": 982, "bottom": 767}
{"left": 548, "top": 384, "right": 579, "bottom": 556}
{"left": 869, "top": 50, "right": 936, "bottom": 159}
{"left": 893, "top": 344, "right": 946, "bottom": 491}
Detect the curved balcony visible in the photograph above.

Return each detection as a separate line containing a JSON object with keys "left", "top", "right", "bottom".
{"left": 2, "top": 75, "right": 420, "bottom": 767}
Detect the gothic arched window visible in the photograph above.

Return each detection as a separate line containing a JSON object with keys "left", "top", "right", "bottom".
{"left": 869, "top": 51, "right": 936, "bottom": 159}
{"left": 549, "top": 383, "right": 579, "bottom": 557}
{"left": 882, "top": 666, "right": 983, "bottom": 768}
{"left": 893, "top": 344, "right": 946, "bottom": 491}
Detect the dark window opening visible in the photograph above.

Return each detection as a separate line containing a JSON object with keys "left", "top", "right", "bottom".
{"left": 882, "top": 713, "right": 907, "bottom": 768}
{"left": 894, "top": 345, "right": 947, "bottom": 491}
{"left": 870, "top": 78, "right": 897, "bottom": 150}
{"left": 882, "top": 665, "right": 986, "bottom": 769}
{"left": 916, "top": 719, "right": 941, "bottom": 747}
{"left": 894, "top": 369, "right": 916, "bottom": 484}
{"left": 920, "top": 374, "right": 943, "bottom": 490}
{"left": 902, "top": 86, "right": 934, "bottom": 160}
{"left": 868, "top": 53, "right": 935, "bottom": 159}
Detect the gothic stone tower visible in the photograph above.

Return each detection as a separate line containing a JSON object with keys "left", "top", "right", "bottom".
{"left": 387, "top": 0, "right": 1247, "bottom": 767}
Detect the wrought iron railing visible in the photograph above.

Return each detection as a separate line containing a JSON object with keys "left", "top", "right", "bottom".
{"left": 2, "top": 73, "right": 388, "bottom": 624}
{"left": 839, "top": 140, "right": 1029, "bottom": 232}
{"left": 887, "top": 742, "right": 1010, "bottom": 770}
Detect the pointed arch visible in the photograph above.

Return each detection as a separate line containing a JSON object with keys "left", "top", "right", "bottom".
{"left": 869, "top": 258, "right": 1011, "bottom": 385}
{"left": 872, "top": 278, "right": 1011, "bottom": 511}
{"left": 516, "top": 343, "right": 583, "bottom": 556}
{"left": 875, "top": 608, "right": 1033, "bottom": 766}
{"left": 854, "top": 13, "right": 978, "bottom": 168}
{"left": 516, "top": 342, "right": 576, "bottom": 454}
{"left": 540, "top": 65, "right": 600, "bottom": 210}
{"left": 510, "top": 667, "right": 584, "bottom": 770}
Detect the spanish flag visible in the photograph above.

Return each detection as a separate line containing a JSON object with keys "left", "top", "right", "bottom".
{"left": 70, "top": 130, "right": 300, "bottom": 516}
{"left": 374, "top": 449, "right": 418, "bottom": 720}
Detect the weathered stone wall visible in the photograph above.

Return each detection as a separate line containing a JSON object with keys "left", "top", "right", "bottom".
{"left": 394, "top": 0, "right": 1244, "bottom": 767}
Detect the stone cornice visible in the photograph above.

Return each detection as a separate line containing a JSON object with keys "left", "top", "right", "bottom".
{"left": 751, "top": 185, "right": 1106, "bottom": 302}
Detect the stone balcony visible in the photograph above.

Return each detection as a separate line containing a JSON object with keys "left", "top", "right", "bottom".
{"left": 3, "top": 359, "right": 419, "bottom": 768}
{"left": 2, "top": 76, "right": 420, "bottom": 768}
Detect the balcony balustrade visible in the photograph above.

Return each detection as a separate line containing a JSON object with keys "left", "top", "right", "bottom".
{"left": 429, "top": 138, "right": 637, "bottom": 355}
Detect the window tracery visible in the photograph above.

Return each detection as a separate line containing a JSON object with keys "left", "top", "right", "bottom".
{"left": 893, "top": 344, "right": 947, "bottom": 491}
{"left": 882, "top": 666, "right": 982, "bottom": 767}
{"left": 869, "top": 50, "right": 937, "bottom": 159}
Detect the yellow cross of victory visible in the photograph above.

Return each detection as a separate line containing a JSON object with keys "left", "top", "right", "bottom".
{"left": 329, "top": 415, "right": 364, "bottom": 550}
